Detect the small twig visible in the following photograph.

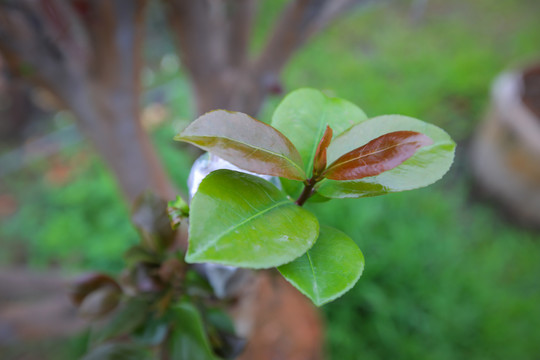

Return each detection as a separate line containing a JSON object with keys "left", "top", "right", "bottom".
{"left": 295, "top": 178, "right": 317, "bottom": 206}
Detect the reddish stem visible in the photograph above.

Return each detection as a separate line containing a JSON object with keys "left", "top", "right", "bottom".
{"left": 295, "top": 178, "right": 316, "bottom": 206}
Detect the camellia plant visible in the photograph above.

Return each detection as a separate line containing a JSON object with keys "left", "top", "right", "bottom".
{"left": 175, "top": 88, "right": 455, "bottom": 306}
{"left": 74, "top": 88, "right": 455, "bottom": 359}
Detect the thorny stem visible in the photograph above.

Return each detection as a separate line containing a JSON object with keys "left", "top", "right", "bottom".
{"left": 295, "top": 177, "right": 317, "bottom": 206}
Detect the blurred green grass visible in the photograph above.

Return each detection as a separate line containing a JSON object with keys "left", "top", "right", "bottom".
{"left": 1, "top": 0, "right": 540, "bottom": 359}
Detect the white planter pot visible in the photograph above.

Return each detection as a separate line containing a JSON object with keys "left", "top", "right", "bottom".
{"left": 471, "top": 63, "right": 540, "bottom": 226}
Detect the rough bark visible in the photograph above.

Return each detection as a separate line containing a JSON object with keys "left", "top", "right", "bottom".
{"left": 0, "top": 0, "right": 175, "bottom": 203}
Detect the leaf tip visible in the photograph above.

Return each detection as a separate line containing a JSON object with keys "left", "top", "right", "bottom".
{"left": 313, "top": 125, "right": 334, "bottom": 178}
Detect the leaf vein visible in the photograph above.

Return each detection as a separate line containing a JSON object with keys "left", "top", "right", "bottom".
{"left": 191, "top": 199, "right": 292, "bottom": 257}
{"left": 186, "top": 135, "right": 305, "bottom": 178}
{"left": 306, "top": 250, "right": 320, "bottom": 302}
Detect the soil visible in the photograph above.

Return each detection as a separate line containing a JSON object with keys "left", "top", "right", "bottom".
{"left": 522, "top": 63, "right": 540, "bottom": 118}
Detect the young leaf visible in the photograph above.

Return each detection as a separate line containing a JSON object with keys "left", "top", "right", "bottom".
{"left": 167, "top": 195, "right": 189, "bottom": 230}
{"left": 187, "top": 169, "right": 319, "bottom": 269}
{"left": 278, "top": 225, "right": 364, "bottom": 307}
{"left": 175, "top": 110, "right": 306, "bottom": 180}
{"left": 317, "top": 115, "right": 456, "bottom": 198}
{"left": 271, "top": 88, "right": 368, "bottom": 177}
{"left": 313, "top": 125, "right": 333, "bottom": 179}
{"left": 323, "top": 131, "right": 433, "bottom": 180}
{"left": 271, "top": 88, "right": 368, "bottom": 198}
{"left": 169, "top": 302, "right": 218, "bottom": 360}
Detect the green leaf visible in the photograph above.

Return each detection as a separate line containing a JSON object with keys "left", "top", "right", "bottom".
{"left": 170, "top": 302, "right": 218, "bottom": 360}
{"left": 278, "top": 225, "right": 364, "bottom": 307}
{"left": 323, "top": 131, "right": 433, "bottom": 180}
{"left": 81, "top": 343, "right": 152, "bottom": 360}
{"left": 187, "top": 169, "right": 319, "bottom": 269}
{"left": 175, "top": 110, "right": 306, "bottom": 180}
{"left": 271, "top": 88, "right": 368, "bottom": 177}
{"left": 133, "top": 316, "right": 169, "bottom": 346}
{"left": 307, "top": 192, "right": 331, "bottom": 203}
{"left": 271, "top": 88, "right": 368, "bottom": 197}
{"left": 167, "top": 195, "right": 189, "bottom": 230}
{"left": 316, "top": 181, "right": 388, "bottom": 198}
{"left": 318, "top": 115, "right": 456, "bottom": 198}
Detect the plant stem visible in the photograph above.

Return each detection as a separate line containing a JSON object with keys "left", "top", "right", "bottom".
{"left": 296, "top": 179, "right": 316, "bottom": 206}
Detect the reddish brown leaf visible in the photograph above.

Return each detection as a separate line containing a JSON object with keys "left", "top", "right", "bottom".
{"left": 324, "top": 131, "right": 433, "bottom": 181}
{"left": 175, "top": 110, "right": 306, "bottom": 180}
{"left": 70, "top": 273, "right": 121, "bottom": 306}
{"left": 313, "top": 125, "right": 333, "bottom": 179}
{"left": 78, "top": 285, "right": 121, "bottom": 319}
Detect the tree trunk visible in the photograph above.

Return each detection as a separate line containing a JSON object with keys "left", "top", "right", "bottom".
{"left": 0, "top": 0, "right": 176, "bottom": 203}
{"left": 64, "top": 81, "right": 176, "bottom": 203}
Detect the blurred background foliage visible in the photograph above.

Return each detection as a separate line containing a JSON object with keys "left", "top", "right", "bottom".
{"left": 1, "top": 0, "right": 540, "bottom": 359}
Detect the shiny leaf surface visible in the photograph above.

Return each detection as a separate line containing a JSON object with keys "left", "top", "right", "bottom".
{"left": 278, "top": 225, "right": 364, "bottom": 306}
{"left": 313, "top": 125, "right": 333, "bottom": 179}
{"left": 318, "top": 115, "right": 455, "bottom": 198}
{"left": 324, "top": 131, "right": 432, "bottom": 180}
{"left": 187, "top": 170, "right": 319, "bottom": 268}
{"left": 271, "top": 88, "right": 367, "bottom": 197}
{"left": 170, "top": 302, "right": 218, "bottom": 360}
{"left": 175, "top": 110, "right": 306, "bottom": 180}
{"left": 271, "top": 88, "right": 368, "bottom": 177}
